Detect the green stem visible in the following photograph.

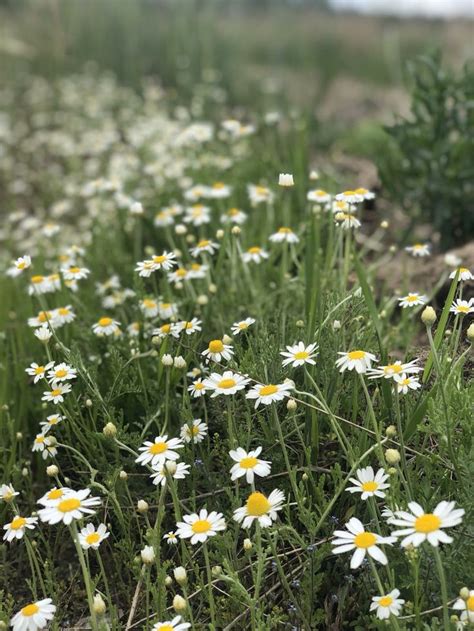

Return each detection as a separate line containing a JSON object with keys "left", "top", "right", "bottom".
{"left": 433, "top": 547, "right": 450, "bottom": 631}
{"left": 70, "top": 521, "right": 98, "bottom": 630}
{"left": 203, "top": 543, "right": 216, "bottom": 629}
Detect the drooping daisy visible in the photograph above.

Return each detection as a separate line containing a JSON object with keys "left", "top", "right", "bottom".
{"left": 180, "top": 419, "right": 208, "bottom": 443}
{"left": 449, "top": 267, "right": 473, "bottom": 282}
{"left": 241, "top": 246, "right": 269, "bottom": 264}
{"left": 32, "top": 434, "right": 58, "bottom": 460}
{"left": 233, "top": 489, "right": 285, "bottom": 529}
{"left": 1, "top": 483, "right": 19, "bottom": 502}
{"left": 280, "top": 341, "right": 318, "bottom": 368}
{"left": 34, "top": 327, "right": 53, "bottom": 342}
{"left": 307, "top": 189, "right": 331, "bottom": 204}
{"left": 405, "top": 243, "right": 430, "bottom": 257}
{"left": 370, "top": 589, "right": 405, "bottom": 620}
{"left": 40, "top": 414, "right": 65, "bottom": 434}
{"left": 330, "top": 199, "right": 351, "bottom": 214}
{"left": 332, "top": 517, "right": 395, "bottom": 569}
{"left": 452, "top": 589, "right": 474, "bottom": 624}
{"left": 203, "top": 370, "right": 250, "bottom": 397}
{"left": 246, "top": 381, "right": 293, "bottom": 408}
{"left": 92, "top": 317, "right": 121, "bottom": 336}
{"left": 335, "top": 350, "right": 377, "bottom": 374}
{"left": 393, "top": 373, "right": 421, "bottom": 395}
{"left": 38, "top": 488, "right": 101, "bottom": 525}
{"left": 388, "top": 501, "right": 464, "bottom": 547}
{"left": 3, "top": 515, "right": 38, "bottom": 542}
{"left": 398, "top": 293, "right": 427, "bottom": 308}
{"left": 25, "top": 361, "right": 54, "bottom": 384}
{"left": 346, "top": 466, "right": 390, "bottom": 500}
{"left": 135, "top": 435, "right": 184, "bottom": 468}
{"left": 229, "top": 447, "right": 271, "bottom": 484}
{"left": 152, "top": 322, "right": 178, "bottom": 339}
{"left": 201, "top": 339, "right": 234, "bottom": 363}
{"left": 41, "top": 383, "right": 72, "bottom": 404}
{"left": 231, "top": 317, "right": 255, "bottom": 335}
{"left": 150, "top": 462, "right": 190, "bottom": 487}
{"left": 176, "top": 508, "right": 226, "bottom": 544}
{"left": 368, "top": 359, "right": 421, "bottom": 380}
{"left": 450, "top": 299, "right": 474, "bottom": 316}
{"left": 10, "top": 598, "right": 56, "bottom": 631}
{"left": 151, "top": 615, "right": 191, "bottom": 631}
{"left": 27, "top": 311, "right": 55, "bottom": 328}
{"left": 78, "top": 523, "right": 110, "bottom": 550}
{"left": 61, "top": 265, "right": 90, "bottom": 281}
{"left": 188, "top": 262, "right": 207, "bottom": 279}
{"left": 163, "top": 531, "right": 178, "bottom": 545}
{"left": 191, "top": 239, "right": 219, "bottom": 257}
{"left": 47, "top": 363, "right": 77, "bottom": 384}
{"left": 188, "top": 379, "right": 207, "bottom": 398}
{"left": 269, "top": 227, "right": 299, "bottom": 244}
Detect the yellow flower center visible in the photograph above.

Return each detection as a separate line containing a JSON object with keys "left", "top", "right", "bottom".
{"left": 414, "top": 513, "right": 441, "bottom": 533}
{"left": 190, "top": 263, "right": 201, "bottom": 271}
{"left": 38, "top": 312, "right": 49, "bottom": 322}
{"left": 240, "top": 457, "right": 258, "bottom": 469}
{"left": 160, "top": 303, "right": 171, "bottom": 309}
{"left": 238, "top": 322, "right": 248, "bottom": 329}
{"left": 406, "top": 295, "right": 418, "bottom": 302}
{"left": 184, "top": 321, "right": 194, "bottom": 329}
{"left": 347, "top": 350, "right": 365, "bottom": 360}
{"left": 198, "top": 240, "right": 210, "bottom": 247}
{"left": 354, "top": 532, "right": 377, "bottom": 548}
{"left": 459, "top": 267, "right": 468, "bottom": 273}
{"left": 11, "top": 517, "right": 26, "bottom": 530}
{"left": 143, "top": 299, "right": 156, "bottom": 309}
{"left": 400, "top": 378, "right": 410, "bottom": 386}
{"left": 49, "top": 274, "right": 59, "bottom": 281}
{"left": 191, "top": 426, "right": 200, "bottom": 436}
{"left": 342, "top": 190, "right": 357, "bottom": 196}
{"left": 98, "top": 317, "right": 112, "bottom": 327}
{"left": 194, "top": 382, "right": 204, "bottom": 390}
{"left": 159, "top": 626, "right": 174, "bottom": 631}
{"left": 354, "top": 188, "right": 368, "bottom": 195}
{"left": 191, "top": 519, "right": 211, "bottom": 533}
{"left": 55, "top": 369, "right": 67, "bottom": 378}
{"left": 294, "top": 351, "right": 309, "bottom": 360}
{"left": 161, "top": 324, "right": 171, "bottom": 333}
{"left": 456, "top": 305, "right": 469, "bottom": 313}
{"left": 153, "top": 255, "right": 166, "bottom": 264}
{"left": 36, "top": 436, "right": 45, "bottom": 444}
{"left": 228, "top": 208, "right": 239, "bottom": 216}
{"left": 213, "top": 182, "right": 225, "bottom": 189}
{"left": 57, "top": 308, "right": 70, "bottom": 316}
{"left": 255, "top": 186, "right": 268, "bottom": 195}
{"left": 51, "top": 389, "right": 61, "bottom": 397}
{"left": 209, "top": 340, "right": 224, "bottom": 353}
{"left": 361, "top": 481, "right": 379, "bottom": 493}
{"left": 278, "top": 227, "right": 291, "bottom": 234}
{"left": 378, "top": 596, "right": 393, "bottom": 607}
{"left": 246, "top": 492, "right": 270, "bottom": 516}
{"left": 248, "top": 247, "right": 261, "bottom": 255}
{"left": 467, "top": 596, "right": 474, "bottom": 612}
{"left": 259, "top": 385, "right": 278, "bottom": 396}
{"left": 31, "top": 275, "right": 44, "bottom": 284}
{"left": 86, "top": 533, "right": 101, "bottom": 545}
{"left": 17, "top": 261, "right": 27, "bottom": 269}
{"left": 58, "top": 498, "right": 81, "bottom": 513}
{"left": 34, "top": 366, "right": 45, "bottom": 375}
{"left": 384, "top": 364, "right": 402, "bottom": 374}
{"left": 69, "top": 266, "right": 80, "bottom": 274}
{"left": 48, "top": 489, "right": 64, "bottom": 500}
{"left": 149, "top": 442, "right": 168, "bottom": 455}
{"left": 21, "top": 603, "right": 39, "bottom": 617}
{"left": 176, "top": 268, "right": 187, "bottom": 277}
{"left": 217, "top": 378, "right": 236, "bottom": 389}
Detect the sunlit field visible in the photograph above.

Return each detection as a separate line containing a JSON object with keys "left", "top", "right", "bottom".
{"left": 0, "top": 2, "right": 473, "bottom": 630}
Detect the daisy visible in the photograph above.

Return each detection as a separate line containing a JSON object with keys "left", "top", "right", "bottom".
{"left": 354, "top": 187, "right": 375, "bottom": 200}
{"left": 135, "top": 435, "right": 184, "bottom": 468}
{"left": 28, "top": 275, "right": 52, "bottom": 295}
{"left": 180, "top": 419, "right": 208, "bottom": 443}
{"left": 38, "top": 488, "right": 101, "bottom": 525}
{"left": 34, "top": 327, "right": 53, "bottom": 342}
{"left": 135, "top": 260, "right": 157, "bottom": 277}
{"left": 3, "top": 515, "right": 38, "bottom": 542}
{"left": 398, "top": 293, "right": 427, "bottom": 308}
{"left": 150, "top": 462, "right": 190, "bottom": 487}
{"left": 176, "top": 318, "right": 202, "bottom": 335}
{"left": 332, "top": 517, "right": 395, "bottom": 569}
{"left": 278, "top": 173, "right": 294, "bottom": 187}
{"left": 229, "top": 447, "right": 271, "bottom": 484}
{"left": 330, "top": 200, "right": 351, "bottom": 213}
{"left": 154, "top": 209, "right": 175, "bottom": 228}
{"left": 152, "top": 322, "right": 178, "bottom": 339}
{"left": 1, "top": 484, "right": 19, "bottom": 502}
{"left": 388, "top": 501, "right": 464, "bottom": 547}
{"left": 231, "top": 317, "right": 255, "bottom": 335}
{"left": 52, "top": 305, "right": 76, "bottom": 326}
{"left": 188, "top": 262, "right": 207, "bottom": 279}
{"left": 246, "top": 382, "right": 293, "bottom": 408}
{"left": 453, "top": 590, "right": 474, "bottom": 624}
{"left": 168, "top": 268, "right": 191, "bottom": 284}
{"left": 201, "top": 339, "right": 234, "bottom": 363}
{"left": 241, "top": 246, "right": 269, "bottom": 264}
{"left": 158, "top": 302, "right": 179, "bottom": 320}
{"left": 191, "top": 239, "right": 219, "bottom": 257}
{"left": 207, "top": 181, "right": 232, "bottom": 199}
{"left": 450, "top": 299, "right": 474, "bottom": 316}
{"left": 92, "top": 317, "right": 121, "bottom": 336}
{"left": 140, "top": 298, "right": 159, "bottom": 318}
{"left": 346, "top": 466, "right": 390, "bottom": 500}
{"left": 61, "top": 265, "right": 90, "bottom": 281}
{"left": 37, "top": 487, "right": 73, "bottom": 507}
{"left": 335, "top": 212, "right": 361, "bottom": 230}
{"left": 27, "top": 311, "right": 55, "bottom": 328}
{"left": 368, "top": 359, "right": 421, "bottom": 380}
{"left": 47, "top": 363, "right": 77, "bottom": 384}
{"left": 188, "top": 378, "right": 207, "bottom": 398}
{"left": 280, "top": 341, "right": 318, "bottom": 368}
{"left": 405, "top": 243, "right": 430, "bottom": 257}
{"left": 10, "top": 598, "right": 56, "bottom": 631}
{"left": 370, "top": 589, "right": 405, "bottom": 620}
{"left": 269, "top": 227, "right": 299, "bottom": 244}
{"left": 394, "top": 374, "right": 421, "bottom": 395}
{"left": 7, "top": 255, "right": 32, "bottom": 277}
{"left": 25, "top": 361, "right": 54, "bottom": 384}
{"left": 127, "top": 322, "right": 141, "bottom": 337}
{"left": 41, "top": 383, "right": 72, "bottom": 404}
{"left": 307, "top": 189, "right": 331, "bottom": 204}
{"left": 40, "top": 414, "right": 65, "bottom": 434}
{"left": 78, "top": 523, "right": 110, "bottom": 550}
{"left": 184, "top": 204, "right": 211, "bottom": 226}
{"left": 336, "top": 350, "right": 377, "bottom": 374}
{"left": 203, "top": 370, "right": 250, "bottom": 397}
{"left": 152, "top": 615, "right": 191, "bottom": 631}
{"left": 176, "top": 508, "right": 226, "bottom": 544}
{"left": 247, "top": 184, "right": 274, "bottom": 206}
{"left": 32, "top": 434, "right": 52, "bottom": 459}
{"left": 335, "top": 190, "right": 364, "bottom": 204}
{"left": 163, "top": 531, "right": 179, "bottom": 545}
{"left": 221, "top": 207, "right": 247, "bottom": 225}
{"left": 233, "top": 489, "right": 285, "bottom": 529}
{"left": 449, "top": 267, "right": 473, "bottom": 282}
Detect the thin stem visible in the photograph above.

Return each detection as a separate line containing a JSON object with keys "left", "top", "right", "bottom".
{"left": 70, "top": 521, "right": 98, "bottom": 630}
{"left": 433, "top": 547, "right": 450, "bottom": 631}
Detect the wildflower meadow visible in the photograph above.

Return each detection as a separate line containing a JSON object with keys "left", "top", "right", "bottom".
{"left": 0, "top": 2, "right": 473, "bottom": 630}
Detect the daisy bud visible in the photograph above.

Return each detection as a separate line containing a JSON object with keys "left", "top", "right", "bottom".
{"left": 459, "top": 587, "right": 470, "bottom": 600}
{"left": 35, "top": 326, "right": 52, "bottom": 342}
{"left": 287, "top": 398, "right": 297, "bottom": 411}
{"left": 151, "top": 336, "right": 161, "bottom": 346}
{"left": 175, "top": 224, "right": 187, "bottom": 235}
{"left": 141, "top": 545, "right": 155, "bottom": 564}
{"left": 222, "top": 334, "right": 232, "bottom": 345}
{"left": 186, "top": 234, "right": 196, "bottom": 244}
{"left": 231, "top": 226, "right": 241, "bottom": 236}
{"left": 22, "top": 467, "right": 28, "bottom": 477}
{"left": 46, "top": 464, "right": 58, "bottom": 477}
{"left": 216, "top": 229, "right": 224, "bottom": 239}
{"left": 173, "top": 566, "right": 187, "bottom": 585}
{"left": 162, "top": 354, "right": 173, "bottom": 366}
{"left": 385, "top": 425, "right": 397, "bottom": 437}
{"left": 173, "top": 595, "right": 187, "bottom": 613}
{"left": 16, "top": 432, "right": 23, "bottom": 440}
{"left": 137, "top": 500, "right": 149, "bottom": 514}
{"left": 174, "top": 355, "right": 187, "bottom": 369}
{"left": 388, "top": 467, "right": 397, "bottom": 475}
{"left": 243, "top": 538, "right": 252, "bottom": 551}
{"left": 212, "top": 565, "right": 222, "bottom": 577}
{"left": 451, "top": 616, "right": 459, "bottom": 624}
{"left": 165, "top": 575, "right": 173, "bottom": 587}
{"left": 309, "top": 169, "right": 319, "bottom": 180}
{"left": 302, "top": 472, "right": 308, "bottom": 481}
{"left": 389, "top": 245, "right": 397, "bottom": 253}
{"left": 279, "top": 173, "right": 294, "bottom": 187}
{"left": 296, "top": 320, "right": 304, "bottom": 328}
{"left": 445, "top": 329, "right": 452, "bottom": 337}
{"left": 333, "top": 320, "right": 341, "bottom": 330}
{"left": 93, "top": 594, "right": 106, "bottom": 615}
{"left": 85, "top": 399, "right": 93, "bottom": 407}
{"left": 164, "top": 460, "right": 177, "bottom": 475}
{"left": 385, "top": 448, "right": 401, "bottom": 465}
{"left": 0, "top": 621, "right": 7, "bottom": 630}
{"left": 421, "top": 306, "right": 436, "bottom": 327}
{"left": 467, "top": 323, "right": 474, "bottom": 343}
{"left": 380, "top": 220, "right": 389, "bottom": 229}
{"left": 209, "top": 283, "right": 217, "bottom": 294}
{"left": 47, "top": 436, "right": 57, "bottom": 447}
{"left": 119, "top": 470, "right": 128, "bottom": 480}
{"left": 175, "top": 282, "right": 183, "bottom": 290}
{"left": 103, "top": 422, "right": 117, "bottom": 438}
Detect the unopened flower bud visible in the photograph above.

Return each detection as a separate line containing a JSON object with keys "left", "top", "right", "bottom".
{"left": 385, "top": 448, "right": 401, "bottom": 465}
{"left": 279, "top": 173, "right": 294, "bottom": 187}
{"left": 141, "top": 545, "right": 155, "bottom": 564}
{"left": 333, "top": 320, "right": 341, "bottom": 330}
{"left": 287, "top": 398, "right": 297, "bottom": 411}
{"left": 388, "top": 467, "right": 397, "bottom": 475}
{"left": 243, "top": 538, "right": 252, "bottom": 551}
{"left": 212, "top": 565, "right": 222, "bottom": 577}
{"left": 93, "top": 594, "right": 106, "bottom": 615}
{"left": 197, "top": 294, "right": 208, "bottom": 306}
{"left": 222, "top": 334, "right": 232, "bottom": 345}
{"left": 174, "top": 566, "right": 187, "bottom": 585}
{"left": 216, "top": 229, "right": 224, "bottom": 239}
{"left": 208, "top": 283, "right": 217, "bottom": 294}
{"left": 175, "top": 224, "right": 187, "bottom": 235}
{"left": 103, "top": 422, "right": 117, "bottom": 438}
{"left": 165, "top": 575, "right": 173, "bottom": 587}
{"left": 46, "top": 465, "right": 58, "bottom": 477}
{"left": 119, "top": 470, "right": 128, "bottom": 480}
{"left": 173, "top": 595, "right": 187, "bottom": 612}
{"left": 164, "top": 461, "right": 177, "bottom": 475}
{"left": 231, "top": 226, "right": 241, "bottom": 236}
{"left": 22, "top": 467, "right": 28, "bottom": 477}
{"left": 421, "top": 306, "right": 436, "bottom": 327}
{"left": 302, "top": 472, "right": 308, "bottom": 481}
{"left": 162, "top": 354, "right": 173, "bottom": 366}
{"left": 85, "top": 399, "right": 93, "bottom": 407}
{"left": 295, "top": 319, "right": 304, "bottom": 328}
{"left": 174, "top": 355, "right": 186, "bottom": 369}
{"left": 467, "top": 323, "right": 474, "bottom": 343}
{"left": 137, "top": 500, "right": 149, "bottom": 514}
{"left": 380, "top": 220, "right": 389, "bottom": 229}
{"left": 16, "top": 432, "right": 23, "bottom": 440}
{"left": 385, "top": 425, "right": 397, "bottom": 437}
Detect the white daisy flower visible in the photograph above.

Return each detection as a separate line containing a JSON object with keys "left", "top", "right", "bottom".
{"left": 34, "top": 327, "right": 53, "bottom": 342}
{"left": 135, "top": 260, "right": 157, "bottom": 277}
{"left": 150, "top": 461, "right": 190, "bottom": 487}
{"left": 307, "top": 189, "right": 331, "bottom": 204}
{"left": 180, "top": 419, "right": 208, "bottom": 443}
{"left": 247, "top": 184, "right": 274, "bottom": 206}
{"left": 353, "top": 187, "right": 375, "bottom": 200}
{"left": 168, "top": 267, "right": 191, "bottom": 284}
{"left": 1, "top": 484, "right": 19, "bottom": 502}
{"left": 203, "top": 370, "right": 250, "bottom": 397}
{"left": 206, "top": 182, "right": 232, "bottom": 199}
{"left": 188, "top": 262, "right": 207, "bottom": 280}
{"left": 269, "top": 227, "right": 299, "bottom": 244}
{"left": 393, "top": 373, "right": 421, "bottom": 395}
{"left": 10, "top": 598, "right": 56, "bottom": 631}
{"left": 233, "top": 489, "right": 285, "bottom": 529}
{"left": 152, "top": 615, "right": 191, "bottom": 631}
{"left": 201, "top": 339, "right": 234, "bottom": 363}
{"left": 135, "top": 435, "right": 184, "bottom": 468}
{"left": 389, "top": 501, "right": 464, "bottom": 547}
{"left": 191, "top": 239, "right": 219, "bottom": 257}
{"left": 27, "top": 311, "right": 55, "bottom": 329}
{"left": 405, "top": 243, "right": 430, "bottom": 257}
{"left": 221, "top": 207, "right": 247, "bottom": 225}
{"left": 92, "top": 317, "right": 121, "bottom": 336}
{"left": 231, "top": 317, "right": 255, "bottom": 335}
{"left": 241, "top": 246, "right": 269, "bottom": 264}
{"left": 346, "top": 466, "right": 390, "bottom": 500}
{"left": 7, "top": 255, "right": 32, "bottom": 277}
{"left": 335, "top": 190, "right": 364, "bottom": 204}
{"left": 176, "top": 508, "right": 226, "bottom": 544}
{"left": 449, "top": 267, "right": 473, "bottom": 282}
{"left": 28, "top": 275, "right": 53, "bottom": 296}
{"left": 127, "top": 322, "right": 141, "bottom": 337}
{"left": 370, "top": 589, "right": 405, "bottom": 620}
{"left": 152, "top": 322, "right": 178, "bottom": 339}
{"left": 335, "top": 212, "right": 361, "bottom": 230}
{"left": 52, "top": 305, "right": 76, "bottom": 326}
{"left": 452, "top": 590, "right": 474, "bottom": 624}
{"left": 278, "top": 173, "right": 294, "bottom": 187}
{"left": 450, "top": 299, "right": 474, "bottom": 316}
{"left": 184, "top": 204, "right": 211, "bottom": 226}
{"left": 38, "top": 488, "right": 101, "bottom": 525}
{"left": 78, "top": 523, "right": 110, "bottom": 550}
{"left": 398, "top": 293, "right": 427, "bottom": 308}
{"left": 280, "top": 341, "right": 318, "bottom": 368}
{"left": 41, "top": 383, "right": 72, "bottom": 404}
{"left": 332, "top": 517, "right": 395, "bottom": 569}
{"left": 61, "top": 265, "right": 90, "bottom": 281}
{"left": 158, "top": 302, "right": 179, "bottom": 320}
{"left": 3, "top": 515, "right": 38, "bottom": 542}
{"left": 229, "top": 447, "right": 271, "bottom": 484}
{"left": 246, "top": 382, "right": 293, "bottom": 408}
{"left": 37, "top": 487, "right": 73, "bottom": 507}
{"left": 151, "top": 252, "right": 178, "bottom": 272}
{"left": 330, "top": 199, "right": 352, "bottom": 213}
{"left": 368, "top": 359, "right": 421, "bottom": 379}
{"left": 188, "top": 378, "right": 207, "bottom": 398}
{"left": 40, "top": 414, "right": 65, "bottom": 434}
{"left": 335, "top": 350, "right": 377, "bottom": 374}
{"left": 25, "top": 361, "right": 54, "bottom": 384}
{"left": 47, "top": 363, "right": 77, "bottom": 384}
{"left": 140, "top": 298, "right": 159, "bottom": 318}
{"left": 163, "top": 531, "right": 178, "bottom": 545}
{"left": 176, "top": 318, "right": 202, "bottom": 335}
